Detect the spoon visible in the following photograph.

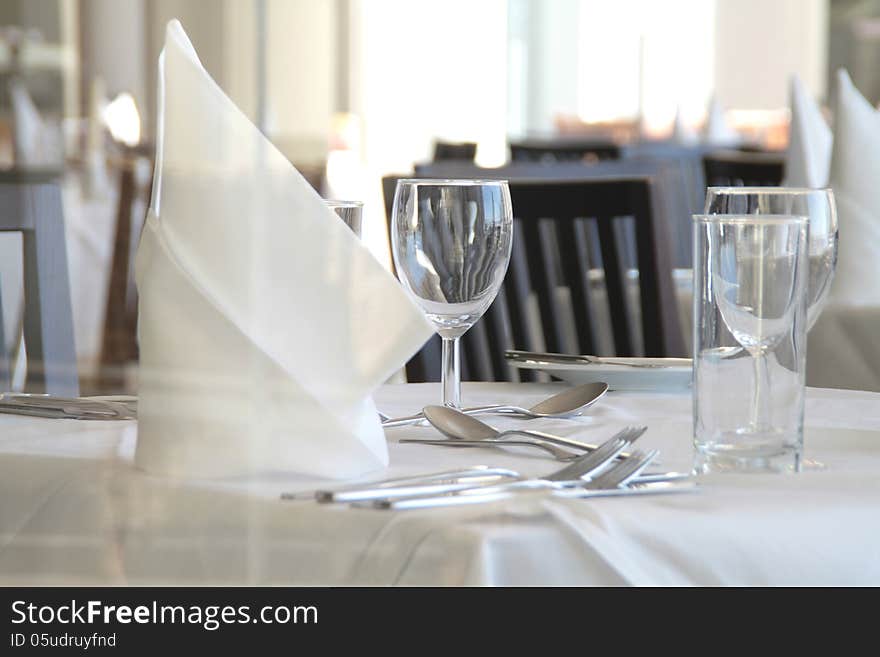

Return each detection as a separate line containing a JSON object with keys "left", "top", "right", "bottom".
{"left": 421, "top": 405, "right": 641, "bottom": 457}
{"left": 380, "top": 382, "right": 609, "bottom": 428}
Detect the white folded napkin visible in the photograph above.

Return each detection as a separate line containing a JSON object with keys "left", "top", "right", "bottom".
{"left": 8, "top": 79, "right": 55, "bottom": 166}
{"left": 827, "top": 69, "right": 880, "bottom": 305}
{"left": 703, "top": 96, "right": 740, "bottom": 146}
{"left": 784, "top": 74, "right": 831, "bottom": 188}
{"left": 671, "top": 106, "right": 698, "bottom": 145}
{"left": 134, "top": 20, "right": 433, "bottom": 479}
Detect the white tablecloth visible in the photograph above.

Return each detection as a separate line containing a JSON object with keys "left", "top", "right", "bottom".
{"left": 1, "top": 382, "right": 879, "bottom": 586}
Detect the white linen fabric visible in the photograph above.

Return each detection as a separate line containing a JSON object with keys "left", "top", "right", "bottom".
{"left": 826, "top": 69, "right": 880, "bottom": 305}
{"left": 0, "top": 382, "right": 878, "bottom": 586}
{"left": 703, "top": 96, "right": 740, "bottom": 146}
{"left": 784, "top": 74, "right": 832, "bottom": 188}
{"left": 133, "top": 21, "right": 432, "bottom": 479}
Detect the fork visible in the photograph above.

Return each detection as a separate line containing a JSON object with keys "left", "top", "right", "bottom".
{"left": 367, "top": 448, "right": 659, "bottom": 510}
{"left": 287, "top": 427, "right": 642, "bottom": 504}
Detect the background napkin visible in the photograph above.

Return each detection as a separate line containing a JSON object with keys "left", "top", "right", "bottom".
{"left": 703, "top": 95, "right": 740, "bottom": 146}
{"left": 8, "top": 79, "right": 61, "bottom": 166}
{"left": 134, "top": 21, "right": 433, "bottom": 479}
{"left": 671, "top": 106, "right": 698, "bottom": 145}
{"left": 826, "top": 69, "right": 880, "bottom": 305}
{"left": 785, "top": 75, "right": 832, "bottom": 189}
{"left": 784, "top": 74, "right": 832, "bottom": 188}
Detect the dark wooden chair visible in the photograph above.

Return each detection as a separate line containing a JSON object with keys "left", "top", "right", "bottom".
{"left": 702, "top": 149, "right": 785, "bottom": 187}
{"left": 382, "top": 173, "right": 684, "bottom": 382}
{"left": 0, "top": 168, "right": 78, "bottom": 394}
{"left": 432, "top": 140, "right": 477, "bottom": 162}
{"left": 509, "top": 138, "right": 620, "bottom": 164}
{"left": 97, "top": 146, "right": 153, "bottom": 392}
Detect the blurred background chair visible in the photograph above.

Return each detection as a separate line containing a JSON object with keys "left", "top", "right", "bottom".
{"left": 702, "top": 149, "right": 785, "bottom": 187}
{"left": 0, "top": 169, "right": 77, "bottom": 395}
{"left": 97, "top": 145, "right": 153, "bottom": 393}
{"left": 509, "top": 138, "right": 621, "bottom": 163}
{"left": 431, "top": 140, "right": 477, "bottom": 162}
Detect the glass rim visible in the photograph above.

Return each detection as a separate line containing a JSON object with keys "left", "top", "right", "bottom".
{"left": 324, "top": 200, "right": 364, "bottom": 208}
{"left": 693, "top": 213, "right": 809, "bottom": 224}
{"left": 706, "top": 186, "right": 833, "bottom": 195}
{"left": 395, "top": 178, "right": 509, "bottom": 186}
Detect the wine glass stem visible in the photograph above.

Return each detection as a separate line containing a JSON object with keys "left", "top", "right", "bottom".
{"left": 751, "top": 349, "right": 771, "bottom": 431}
{"left": 441, "top": 336, "right": 461, "bottom": 408}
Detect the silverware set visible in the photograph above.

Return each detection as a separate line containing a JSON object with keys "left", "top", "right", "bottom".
{"left": 281, "top": 425, "right": 694, "bottom": 510}
{"left": 2, "top": 381, "right": 695, "bottom": 509}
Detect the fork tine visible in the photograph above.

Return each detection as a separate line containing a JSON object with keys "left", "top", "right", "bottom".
{"left": 588, "top": 449, "right": 658, "bottom": 489}
{"left": 547, "top": 438, "right": 626, "bottom": 481}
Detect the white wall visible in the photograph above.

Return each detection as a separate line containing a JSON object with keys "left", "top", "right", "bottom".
{"left": 80, "top": 0, "right": 146, "bottom": 113}
{"left": 578, "top": 0, "right": 716, "bottom": 130}
{"left": 714, "top": 0, "right": 829, "bottom": 108}
{"left": 264, "top": 0, "right": 336, "bottom": 159}
{"left": 349, "top": 0, "right": 509, "bottom": 262}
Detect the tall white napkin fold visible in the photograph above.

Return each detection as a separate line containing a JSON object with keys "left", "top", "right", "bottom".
{"left": 133, "top": 20, "right": 433, "bottom": 479}
{"left": 671, "top": 106, "right": 698, "bottom": 145}
{"left": 784, "top": 74, "right": 831, "bottom": 188}
{"left": 826, "top": 69, "right": 880, "bottom": 305}
{"left": 703, "top": 96, "right": 740, "bottom": 146}
{"left": 8, "top": 79, "right": 53, "bottom": 166}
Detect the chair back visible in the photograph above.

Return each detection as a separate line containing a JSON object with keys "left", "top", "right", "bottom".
{"left": 509, "top": 138, "right": 620, "bottom": 163}
{"left": 99, "top": 151, "right": 153, "bottom": 391}
{"left": 702, "top": 149, "right": 785, "bottom": 187}
{"left": 432, "top": 140, "right": 477, "bottom": 162}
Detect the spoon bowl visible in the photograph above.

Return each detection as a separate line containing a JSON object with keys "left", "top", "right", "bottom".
{"left": 423, "top": 405, "right": 642, "bottom": 457}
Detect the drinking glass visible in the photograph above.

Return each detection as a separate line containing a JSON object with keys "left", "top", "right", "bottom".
{"left": 391, "top": 179, "right": 513, "bottom": 407}
{"left": 693, "top": 214, "right": 809, "bottom": 473}
{"left": 704, "top": 187, "right": 837, "bottom": 329}
{"left": 326, "top": 200, "right": 364, "bottom": 238}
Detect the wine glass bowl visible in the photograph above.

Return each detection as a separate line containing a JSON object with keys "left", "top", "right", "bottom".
{"left": 713, "top": 220, "right": 806, "bottom": 354}
{"left": 704, "top": 187, "right": 837, "bottom": 329}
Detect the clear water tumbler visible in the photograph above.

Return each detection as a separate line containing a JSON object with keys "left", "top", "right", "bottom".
{"left": 692, "top": 214, "right": 809, "bottom": 473}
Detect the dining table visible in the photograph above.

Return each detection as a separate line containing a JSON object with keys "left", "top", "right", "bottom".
{"left": 2, "top": 381, "right": 879, "bottom": 586}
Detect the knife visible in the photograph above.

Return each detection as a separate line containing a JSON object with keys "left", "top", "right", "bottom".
{"left": 505, "top": 350, "right": 691, "bottom": 368}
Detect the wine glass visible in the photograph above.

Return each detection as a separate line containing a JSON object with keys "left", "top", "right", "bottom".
{"left": 391, "top": 179, "right": 513, "bottom": 407}
{"left": 710, "top": 216, "right": 809, "bottom": 436}
{"left": 704, "top": 187, "right": 837, "bottom": 329}
{"left": 325, "top": 200, "right": 363, "bottom": 237}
